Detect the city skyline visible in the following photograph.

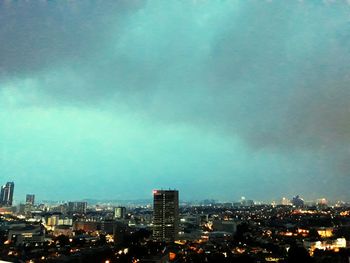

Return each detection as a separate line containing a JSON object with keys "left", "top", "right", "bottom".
{"left": 1, "top": 185, "right": 349, "bottom": 262}
{"left": 1, "top": 1, "right": 350, "bottom": 201}
{"left": 1, "top": 180, "right": 343, "bottom": 205}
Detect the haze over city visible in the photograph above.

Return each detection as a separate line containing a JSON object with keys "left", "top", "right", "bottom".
{"left": 1, "top": 0, "right": 350, "bottom": 201}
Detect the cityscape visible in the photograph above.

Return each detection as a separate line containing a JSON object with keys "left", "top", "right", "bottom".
{"left": 2, "top": 0, "right": 350, "bottom": 262}
{"left": 0, "top": 181, "right": 350, "bottom": 262}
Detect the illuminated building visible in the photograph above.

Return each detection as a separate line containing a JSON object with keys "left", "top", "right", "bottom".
{"left": 317, "top": 227, "right": 333, "bottom": 238}
{"left": 58, "top": 217, "right": 73, "bottom": 226}
{"left": 114, "top": 207, "right": 126, "bottom": 219}
{"left": 317, "top": 198, "right": 328, "bottom": 207}
{"left": 0, "top": 182, "right": 14, "bottom": 207}
{"left": 26, "top": 194, "right": 35, "bottom": 205}
{"left": 281, "top": 197, "right": 291, "bottom": 206}
{"left": 46, "top": 215, "right": 72, "bottom": 227}
{"left": 47, "top": 215, "right": 59, "bottom": 226}
{"left": 153, "top": 189, "right": 179, "bottom": 242}
{"left": 304, "top": 238, "right": 347, "bottom": 256}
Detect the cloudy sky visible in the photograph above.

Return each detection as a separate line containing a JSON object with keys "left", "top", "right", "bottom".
{"left": 1, "top": 0, "right": 350, "bottom": 203}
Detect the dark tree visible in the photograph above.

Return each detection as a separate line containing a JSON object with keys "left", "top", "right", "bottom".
{"left": 54, "top": 234, "right": 70, "bottom": 246}
{"left": 287, "top": 245, "right": 314, "bottom": 263}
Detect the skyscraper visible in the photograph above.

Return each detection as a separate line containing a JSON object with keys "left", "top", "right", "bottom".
{"left": 114, "top": 207, "right": 126, "bottom": 219}
{"left": 26, "top": 194, "right": 35, "bottom": 205}
{"left": 0, "top": 182, "right": 14, "bottom": 207}
{"left": 153, "top": 189, "right": 179, "bottom": 242}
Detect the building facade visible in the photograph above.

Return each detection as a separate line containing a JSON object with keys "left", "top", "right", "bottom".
{"left": 68, "top": 202, "right": 87, "bottom": 214}
{"left": 26, "top": 194, "right": 35, "bottom": 205}
{"left": 0, "top": 182, "right": 14, "bottom": 207}
{"left": 153, "top": 190, "right": 179, "bottom": 242}
{"left": 114, "top": 207, "right": 126, "bottom": 219}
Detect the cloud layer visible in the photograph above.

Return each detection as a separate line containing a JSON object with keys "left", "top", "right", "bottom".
{"left": 1, "top": 0, "right": 350, "bottom": 201}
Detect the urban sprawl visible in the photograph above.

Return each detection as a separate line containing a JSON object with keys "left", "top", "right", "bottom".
{"left": 1, "top": 182, "right": 350, "bottom": 262}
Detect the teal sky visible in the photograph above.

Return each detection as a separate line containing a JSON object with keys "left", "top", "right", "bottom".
{"left": 1, "top": 0, "right": 350, "bottom": 203}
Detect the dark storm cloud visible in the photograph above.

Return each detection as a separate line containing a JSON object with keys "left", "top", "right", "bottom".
{"left": 0, "top": 0, "right": 144, "bottom": 77}
{"left": 2, "top": 0, "right": 350, "bottom": 185}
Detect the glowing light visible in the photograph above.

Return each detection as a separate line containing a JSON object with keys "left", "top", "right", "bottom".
{"left": 169, "top": 252, "right": 176, "bottom": 260}
{"left": 317, "top": 228, "right": 333, "bottom": 238}
{"left": 307, "top": 238, "right": 347, "bottom": 256}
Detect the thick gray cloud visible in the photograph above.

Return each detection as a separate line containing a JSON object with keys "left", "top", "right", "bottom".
{"left": 0, "top": 0, "right": 144, "bottom": 76}
{"left": 1, "top": 0, "right": 350, "bottom": 200}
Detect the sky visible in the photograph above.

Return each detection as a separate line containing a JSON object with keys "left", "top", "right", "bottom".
{"left": 1, "top": 0, "right": 350, "bottom": 203}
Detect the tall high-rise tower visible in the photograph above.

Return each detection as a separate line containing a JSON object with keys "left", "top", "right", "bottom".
{"left": 0, "top": 182, "right": 14, "bottom": 206}
{"left": 114, "top": 207, "right": 126, "bottom": 219}
{"left": 26, "top": 194, "right": 35, "bottom": 205}
{"left": 153, "top": 189, "right": 179, "bottom": 242}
